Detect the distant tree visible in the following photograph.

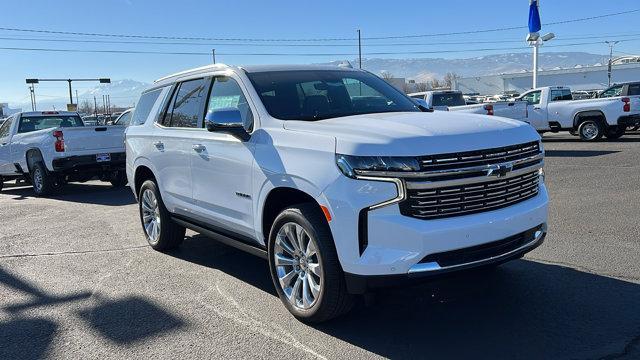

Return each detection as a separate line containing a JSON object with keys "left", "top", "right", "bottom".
{"left": 429, "top": 78, "right": 442, "bottom": 89}
{"left": 78, "top": 99, "right": 93, "bottom": 114}
{"left": 443, "top": 72, "right": 460, "bottom": 89}
{"left": 415, "top": 82, "right": 429, "bottom": 92}
{"left": 381, "top": 71, "right": 394, "bottom": 80}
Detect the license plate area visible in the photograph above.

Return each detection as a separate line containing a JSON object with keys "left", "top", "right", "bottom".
{"left": 96, "top": 153, "right": 111, "bottom": 162}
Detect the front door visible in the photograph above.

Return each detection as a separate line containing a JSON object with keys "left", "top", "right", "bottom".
{"left": 190, "top": 75, "right": 256, "bottom": 240}
{"left": 0, "top": 116, "right": 15, "bottom": 175}
{"left": 522, "top": 90, "right": 548, "bottom": 130}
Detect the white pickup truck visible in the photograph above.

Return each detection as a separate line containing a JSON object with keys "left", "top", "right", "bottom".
{"left": 408, "top": 90, "right": 528, "bottom": 121}
{"left": 516, "top": 86, "right": 640, "bottom": 141}
{"left": 0, "top": 111, "right": 127, "bottom": 195}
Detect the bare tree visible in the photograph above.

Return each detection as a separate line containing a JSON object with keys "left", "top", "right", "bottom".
{"left": 381, "top": 71, "right": 394, "bottom": 80}
{"left": 415, "top": 82, "right": 429, "bottom": 92}
{"left": 443, "top": 72, "right": 460, "bottom": 89}
{"left": 78, "top": 99, "right": 93, "bottom": 114}
{"left": 429, "top": 78, "right": 442, "bottom": 89}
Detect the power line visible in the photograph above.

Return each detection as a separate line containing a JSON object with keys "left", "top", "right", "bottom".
{"left": 2, "top": 32, "right": 640, "bottom": 48}
{"left": 0, "top": 8, "right": 638, "bottom": 42}
{"left": 0, "top": 38, "right": 638, "bottom": 57}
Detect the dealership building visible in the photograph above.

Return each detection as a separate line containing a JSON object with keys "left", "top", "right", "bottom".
{"left": 454, "top": 56, "right": 640, "bottom": 95}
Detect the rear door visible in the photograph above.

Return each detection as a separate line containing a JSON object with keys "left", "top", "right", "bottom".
{"left": 189, "top": 75, "right": 257, "bottom": 239}
{"left": 153, "top": 77, "right": 209, "bottom": 212}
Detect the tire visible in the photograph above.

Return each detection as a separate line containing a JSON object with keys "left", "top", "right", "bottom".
{"left": 110, "top": 171, "right": 128, "bottom": 187}
{"left": 138, "top": 179, "right": 185, "bottom": 251}
{"left": 30, "top": 162, "right": 56, "bottom": 196}
{"left": 577, "top": 119, "right": 603, "bottom": 141}
{"left": 0, "top": 178, "right": 3, "bottom": 192}
{"left": 268, "top": 203, "right": 354, "bottom": 323}
{"left": 604, "top": 125, "right": 625, "bottom": 140}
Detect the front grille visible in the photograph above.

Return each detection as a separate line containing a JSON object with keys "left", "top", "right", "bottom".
{"left": 419, "top": 141, "right": 541, "bottom": 172}
{"left": 417, "top": 225, "right": 543, "bottom": 267}
{"left": 400, "top": 170, "right": 540, "bottom": 220}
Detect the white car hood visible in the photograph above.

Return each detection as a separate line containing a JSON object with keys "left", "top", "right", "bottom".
{"left": 283, "top": 111, "right": 540, "bottom": 156}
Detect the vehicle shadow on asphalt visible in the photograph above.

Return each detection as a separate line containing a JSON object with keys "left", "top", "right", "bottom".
{"left": 166, "top": 234, "right": 276, "bottom": 296}
{"left": 163, "top": 236, "right": 640, "bottom": 359}
{"left": 0, "top": 183, "right": 135, "bottom": 206}
{"left": 544, "top": 149, "right": 619, "bottom": 157}
{"left": 0, "top": 266, "right": 186, "bottom": 360}
{"left": 542, "top": 135, "right": 640, "bottom": 143}
{"left": 316, "top": 260, "right": 640, "bottom": 359}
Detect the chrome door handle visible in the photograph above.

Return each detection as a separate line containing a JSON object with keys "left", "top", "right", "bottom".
{"left": 192, "top": 144, "right": 206, "bottom": 152}
{"left": 153, "top": 141, "right": 164, "bottom": 150}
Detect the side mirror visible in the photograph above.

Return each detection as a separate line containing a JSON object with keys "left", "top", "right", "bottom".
{"left": 205, "top": 108, "right": 250, "bottom": 141}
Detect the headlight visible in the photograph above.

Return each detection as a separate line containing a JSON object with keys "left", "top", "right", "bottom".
{"left": 336, "top": 154, "right": 420, "bottom": 178}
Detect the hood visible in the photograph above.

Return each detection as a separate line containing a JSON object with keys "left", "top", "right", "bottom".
{"left": 283, "top": 111, "right": 540, "bottom": 156}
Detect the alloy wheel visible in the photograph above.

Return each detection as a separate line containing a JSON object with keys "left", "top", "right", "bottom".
{"left": 141, "top": 189, "right": 161, "bottom": 243}
{"left": 274, "top": 222, "right": 322, "bottom": 310}
{"left": 581, "top": 122, "right": 599, "bottom": 140}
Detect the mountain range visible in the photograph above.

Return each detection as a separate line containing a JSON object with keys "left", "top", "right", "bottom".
{"left": 20, "top": 52, "right": 609, "bottom": 110}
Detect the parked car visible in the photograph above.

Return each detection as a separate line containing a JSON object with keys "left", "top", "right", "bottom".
{"left": 0, "top": 111, "right": 127, "bottom": 194}
{"left": 516, "top": 86, "right": 640, "bottom": 140}
{"left": 126, "top": 64, "right": 548, "bottom": 323}
{"left": 408, "top": 90, "right": 528, "bottom": 121}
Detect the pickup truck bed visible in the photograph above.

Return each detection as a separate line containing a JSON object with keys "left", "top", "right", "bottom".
{"left": 0, "top": 111, "right": 127, "bottom": 195}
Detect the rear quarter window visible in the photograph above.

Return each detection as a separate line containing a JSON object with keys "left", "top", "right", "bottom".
{"left": 131, "top": 89, "right": 163, "bottom": 126}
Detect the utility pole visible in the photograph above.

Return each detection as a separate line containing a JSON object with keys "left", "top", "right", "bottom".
{"left": 357, "top": 29, "right": 362, "bottom": 69}
{"left": 94, "top": 96, "right": 97, "bottom": 117}
{"left": 212, "top": 49, "right": 216, "bottom": 64}
{"left": 75, "top": 90, "right": 79, "bottom": 106}
{"left": 29, "top": 84, "right": 36, "bottom": 111}
{"left": 605, "top": 40, "right": 620, "bottom": 87}
{"left": 67, "top": 79, "right": 73, "bottom": 105}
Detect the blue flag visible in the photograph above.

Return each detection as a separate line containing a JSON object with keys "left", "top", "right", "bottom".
{"left": 528, "top": 0, "right": 541, "bottom": 33}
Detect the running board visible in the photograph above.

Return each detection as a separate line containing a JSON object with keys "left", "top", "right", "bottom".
{"left": 171, "top": 216, "right": 268, "bottom": 259}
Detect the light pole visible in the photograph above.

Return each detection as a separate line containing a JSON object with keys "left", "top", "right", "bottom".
{"left": 605, "top": 40, "right": 620, "bottom": 87}
{"left": 527, "top": 32, "right": 555, "bottom": 89}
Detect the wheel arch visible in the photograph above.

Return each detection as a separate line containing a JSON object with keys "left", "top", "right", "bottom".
{"left": 573, "top": 110, "right": 607, "bottom": 129}
{"left": 133, "top": 164, "right": 157, "bottom": 199}
{"left": 260, "top": 186, "right": 327, "bottom": 247}
{"left": 25, "top": 148, "right": 44, "bottom": 172}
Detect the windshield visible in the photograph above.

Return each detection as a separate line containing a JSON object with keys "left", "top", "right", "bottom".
{"left": 246, "top": 70, "right": 420, "bottom": 121}
{"left": 18, "top": 115, "right": 84, "bottom": 134}
{"left": 432, "top": 93, "right": 466, "bottom": 107}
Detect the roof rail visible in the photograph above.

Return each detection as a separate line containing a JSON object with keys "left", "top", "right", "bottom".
{"left": 154, "top": 63, "right": 229, "bottom": 83}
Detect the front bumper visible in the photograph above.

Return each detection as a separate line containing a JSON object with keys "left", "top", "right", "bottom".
{"left": 322, "top": 172, "right": 549, "bottom": 283}
{"left": 344, "top": 225, "right": 546, "bottom": 293}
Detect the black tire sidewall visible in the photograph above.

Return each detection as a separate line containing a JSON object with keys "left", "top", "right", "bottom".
{"left": 267, "top": 204, "right": 349, "bottom": 322}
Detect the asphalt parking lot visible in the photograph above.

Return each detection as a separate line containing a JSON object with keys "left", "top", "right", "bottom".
{"left": 1, "top": 132, "right": 639, "bottom": 360}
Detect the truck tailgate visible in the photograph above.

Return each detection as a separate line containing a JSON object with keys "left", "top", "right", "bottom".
{"left": 62, "top": 126, "right": 126, "bottom": 153}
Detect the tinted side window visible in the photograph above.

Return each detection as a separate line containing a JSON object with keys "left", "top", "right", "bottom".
{"left": 601, "top": 86, "right": 622, "bottom": 98}
{"left": 206, "top": 77, "right": 253, "bottom": 131}
{"left": 550, "top": 89, "right": 572, "bottom": 101}
{"left": 167, "top": 78, "right": 207, "bottom": 128}
{"left": 628, "top": 84, "right": 640, "bottom": 96}
{"left": 116, "top": 111, "right": 132, "bottom": 126}
{"left": 0, "top": 116, "right": 13, "bottom": 138}
{"left": 521, "top": 91, "right": 541, "bottom": 105}
{"left": 131, "top": 89, "right": 162, "bottom": 126}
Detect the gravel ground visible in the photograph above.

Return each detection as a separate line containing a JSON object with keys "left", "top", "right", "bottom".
{"left": 1, "top": 132, "right": 639, "bottom": 360}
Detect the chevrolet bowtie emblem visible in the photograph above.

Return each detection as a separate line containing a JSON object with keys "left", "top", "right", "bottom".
{"left": 487, "top": 162, "right": 514, "bottom": 177}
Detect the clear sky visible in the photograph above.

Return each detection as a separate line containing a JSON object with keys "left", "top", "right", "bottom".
{"left": 1, "top": 0, "right": 639, "bottom": 106}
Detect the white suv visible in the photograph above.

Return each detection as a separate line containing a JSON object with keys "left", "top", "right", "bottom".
{"left": 126, "top": 64, "right": 548, "bottom": 322}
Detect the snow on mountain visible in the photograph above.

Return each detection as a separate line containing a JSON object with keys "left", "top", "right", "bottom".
{"left": 326, "top": 52, "right": 607, "bottom": 82}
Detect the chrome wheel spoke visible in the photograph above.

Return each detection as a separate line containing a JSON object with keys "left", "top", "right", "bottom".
{"left": 278, "top": 269, "right": 297, "bottom": 289}
{"left": 284, "top": 225, "right": 300, "bottom": 252}
{"left": 307, "top": 262, "right": 321, "bottom": 277}
{"left": 302, "top": 276, "right": 313, "bottom": 309}
{"left": 307, "top": 272, "right": 321, "bottom": 299}
{"left": 305, "top": 239, "right": 317, "bottom": 258}
{"left": 141, "top": 189, "right": 161, "bottom": 242}
{"left": 288, "top": 276, "right": 303, "bottom": 306}
{"left": 275, "top": 253, "right": 295, "bottom": 267}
